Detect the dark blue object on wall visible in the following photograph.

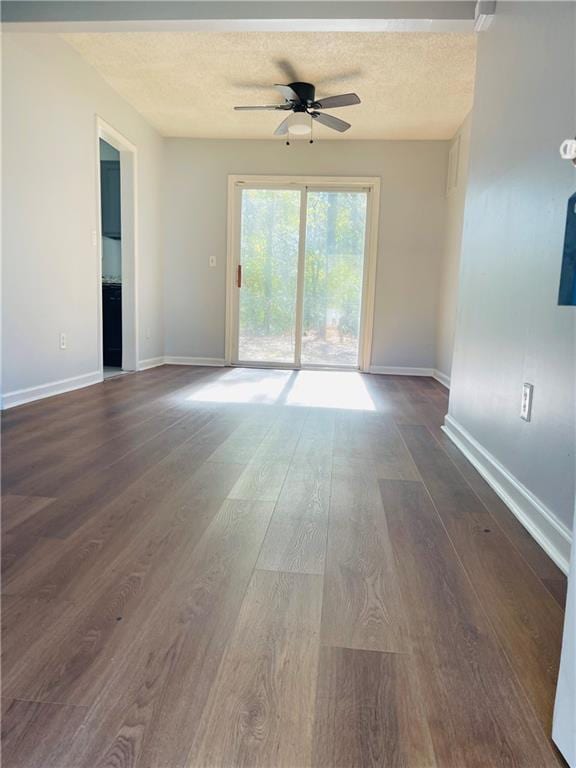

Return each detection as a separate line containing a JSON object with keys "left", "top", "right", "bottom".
{"left": 558, "top": 191, "right": 576, "bottom": 306}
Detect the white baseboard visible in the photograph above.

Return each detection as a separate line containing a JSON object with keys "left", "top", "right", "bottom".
{"left": 1, "top": 371, "right": 102, "bottom": 410}
{"left": 163, "top": 356, "right": 226, "bottom": 367}
{"left": 443, "top": 414, "right": 572, "bottom": 575}
{"left": 433, "top": 369, "right": 451, "bottom": 389}
{"left": 138, "top": 357, "right": 165, "bottom": 371}
{"left": 369, "top": 366, "right": 434, "bottom": 377}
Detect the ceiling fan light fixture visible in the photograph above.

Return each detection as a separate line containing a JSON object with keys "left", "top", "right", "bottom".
{"left": 288, "top": 112, "right": 312, "bottom": 136}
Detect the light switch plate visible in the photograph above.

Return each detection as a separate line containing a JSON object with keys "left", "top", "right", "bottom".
{"left": 520, "top": 383, "right": 534, "bottom": 421}
{"left": 209, "top": 255, "right": 216, "bottom": 267}
{"left": 59, "top": 332, "right": 67, "bottom": 350}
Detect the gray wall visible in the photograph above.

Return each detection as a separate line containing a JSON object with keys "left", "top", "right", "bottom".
{"left": 163, "top": 139, "right": 448, "bottom": 367}
{"left": 2, "top": 33, "right": 165, "bottom": 397}
{"left": 448, "top": 1, "right": 576, "bottom": 530}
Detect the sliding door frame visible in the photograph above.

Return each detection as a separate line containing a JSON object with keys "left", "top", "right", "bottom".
{"left": 225, "top": 174, "right": 380, "bottom": 372}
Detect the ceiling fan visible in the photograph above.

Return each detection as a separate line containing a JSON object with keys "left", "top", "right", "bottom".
{"left": 233, "top": 82, "right": 361, "bottom": 138}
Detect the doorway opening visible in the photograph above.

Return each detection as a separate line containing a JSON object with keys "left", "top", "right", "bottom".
{"left": 96, "top": 118, "right": 138, "bottom": 379}
{"left": 226, "top": 176, "right": 379, "bottom": 371}
{"left": 99, "top": 139, "right": 123, "bottom": 378}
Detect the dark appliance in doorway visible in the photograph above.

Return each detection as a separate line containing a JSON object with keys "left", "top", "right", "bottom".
{"left": 102, "top": 283, "right": 122, "bottom": 366}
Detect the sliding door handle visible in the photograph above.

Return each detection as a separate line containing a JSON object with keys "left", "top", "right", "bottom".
{"left": 237, "top": 264, "right": 242, "bottom": 288}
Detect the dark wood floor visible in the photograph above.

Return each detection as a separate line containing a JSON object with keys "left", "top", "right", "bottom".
{"left": 1, "top": 366, "right": 568, "bottom": 768}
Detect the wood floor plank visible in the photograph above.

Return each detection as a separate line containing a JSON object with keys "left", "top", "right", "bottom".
{"left": 6, "top": 405, "right": 192, "bottom": 498}
{"left": 321, "top": 460, "right": 405, "bottom": 653}
{"left": 1, "top": 495, "right": 56, "bottom": 533}
{"left": 257, "top": 463, "right": 331, "bottom": 575}
{"left": 2, "top": 533, "right": 41, "bottom": 578}
{"left": 1, "top": 367, "right": 223, "bottom": 484}
{"left": 1, "top": 698, "right": 88, "bottom": 768}
{"left": 399, "top": 425, "right": 565, "bottom": 734}
{"left": 333, "top": 411, "right": 380, "bottom": 460}
{"left": 1, "top": 366, "right": 191, "bottom": 460}
{"left": 2, "top": 595, "right": 77, "bottom": 670}
{"left": 6, "top": 409, "right": 219, "bottom": 540}
{"left": 227, "top": 460, "right": 290, "bottom": 501}
{"left": 435, "top": 429, "right": 566, "bottom": 582}
{"left": 290, "top": 410, "right": 335, "bottom": 471}
{"left": 313, "top": 646, "right": 437, "bottom": 768}
{"left": 250, "top": 414, "right": 306, "bottom": 462}
{"left": 2, "top": 533, "right": 63, "bottom": 586}
{"left": 3, "top": 491, "right": 236, "bottom": 704}
{"left": 543, "top": 578, "right": 568, "bottom": 610}
{"left": 379, "top": 478, "right": 562, "bottom": 767}
{"left": 1, "top": 372, "right": 166, "bottom": 461}
{"left": 207, "top": 436, "right": 265, "bottom": 464}
{"left": 291, "top": 436, "right": 333, "bottom": 471}
{"left": 190, "top": 570, "right": 323, "bottom": 768}
{"left": 3, "top": 422, "right": 242, "bottom": 601}
{"left": 333, "top": 412, "right": 420, "bottom": 479}
{"left": 206, "top": 417, "right": 273, "bottom": 463}
{"left": 300, "top": 408, "right": 336, "bottom": 439}
{"left": 398, "top": 381, "right": 449, "bottom": 434}
{"left": 49, "top": 499, "right": 275, "bottom": 768}
{"left": 367, "top": 379, "right": 434, "bottom": 427}
{"left": 370, "top": 424, "right": 421, "bottom": 479}
{"left": 258, "top": 514, "right": 327, "bottom": 575}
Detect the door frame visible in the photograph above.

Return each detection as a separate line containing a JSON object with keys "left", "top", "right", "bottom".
{"left": 95, "top": 116, "right": 138, "bottom": 374}
{"left": 225, "top": 174, "right": 380, "bottom": 372}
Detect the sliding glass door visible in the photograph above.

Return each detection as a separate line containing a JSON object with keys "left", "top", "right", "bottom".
{"left": 233, "top": 182, "right": 371, "bottom": 370}
{"left": 302, "top": 191, "right": 368, "bottom": 366}
{"left": 237, "top": 189, "right": 301, "bottom": 364}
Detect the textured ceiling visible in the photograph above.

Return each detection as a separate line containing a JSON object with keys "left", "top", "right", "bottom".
{"left": 63, "top": 31, "right": 476, "bottom": 140}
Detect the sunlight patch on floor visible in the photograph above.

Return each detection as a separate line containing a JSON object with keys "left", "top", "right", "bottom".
{"left": 187, "top": 368, "right": 376, "bottom": 411}
{"left": 285, "top": 370, "right": 376, "bottom": 410}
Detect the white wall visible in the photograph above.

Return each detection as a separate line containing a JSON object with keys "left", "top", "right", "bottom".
{"left": 163, "top": 139, "right": 448, "bottom": 368}
{"left": 2, "top": 33, "right": 164, "bottom": 400}
{"left": 435, "top": 114, "right": 471, "bottom": 383}
{"left": 447, "top": 2, "right": 576, "bottom": 543}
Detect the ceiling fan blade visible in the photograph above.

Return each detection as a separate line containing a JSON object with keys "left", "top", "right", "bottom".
{"left": 314, "top": 70, "right": 362, "bottom": 87}
{"left": 313, "top": 93, "right": 361, "bottom": 110}
{"left": 274, "top": 115, "right": 292, "bottom": 136}
{"left": 312, "top": 112, "right": 351, "bottom": 133}
{"left": 274, "top": 84, "right": 300, "bottom": 103}
{"left": 275, "top": 59, "right": 299, "bottom": 83}
{"left": 234, "top": 104, "right": 291, "bottom": 111}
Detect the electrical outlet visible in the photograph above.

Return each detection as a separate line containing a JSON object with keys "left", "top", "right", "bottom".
{"left": 91, "top": 230, "right": 98, "bottom": 247}
{"left": 59, "top": 332, "right": 67, "bottom": 350}
{"left": 520, "top": 383, "right": 533, "bottom": 421}
{"left": 209, "top": 255, "right": 216, "bottom": 268}
{"left": 145, "top": 327, "right": 151, "bottom": 340}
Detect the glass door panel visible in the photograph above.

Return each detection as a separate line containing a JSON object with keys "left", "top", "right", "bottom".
{"left": 237, "top": 188, "right": 301, "bottom": 364}
{"left": 301, "top": 190, "right": 368, "bottom": 367}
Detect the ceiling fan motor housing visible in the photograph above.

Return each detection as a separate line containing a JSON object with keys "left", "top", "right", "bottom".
{"left": 289, "top": 82, "right": 316, "bottom": 108}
